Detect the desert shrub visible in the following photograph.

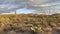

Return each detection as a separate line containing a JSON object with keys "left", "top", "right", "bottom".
{"left": 0, "top": 14, "right": 59, "bottom": 34}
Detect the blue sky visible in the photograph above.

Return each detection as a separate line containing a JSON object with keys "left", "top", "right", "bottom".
{"left": 0, "top": 0, "right": 60, "bottom": 14}
{"left": 16, "top": 8, "right": 36, "bottom": 14}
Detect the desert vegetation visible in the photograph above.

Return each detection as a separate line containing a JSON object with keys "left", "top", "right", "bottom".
{"left": 0, "top": 14, "right": 60, "bottom": 34}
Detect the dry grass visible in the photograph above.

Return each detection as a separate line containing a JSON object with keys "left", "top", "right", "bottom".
{"left": 0, "top": 14, "right": 60, "bottom": 34}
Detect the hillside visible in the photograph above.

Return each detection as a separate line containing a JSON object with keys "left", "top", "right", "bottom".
{"left": 0, "top": 14, "right": 60, "bottom": 34}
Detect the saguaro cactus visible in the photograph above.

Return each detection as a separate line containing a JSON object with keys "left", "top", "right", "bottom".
{"left": 15, "top": 10, "right": 16, "bottom": 15}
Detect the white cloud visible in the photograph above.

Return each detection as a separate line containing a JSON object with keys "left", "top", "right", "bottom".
{"left": 0, "top": 0, "right": 60, "bottom": 14}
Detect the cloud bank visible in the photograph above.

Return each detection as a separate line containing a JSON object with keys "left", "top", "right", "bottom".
{"left": 0, "top": 0, "right": 60, "bottom": 14}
